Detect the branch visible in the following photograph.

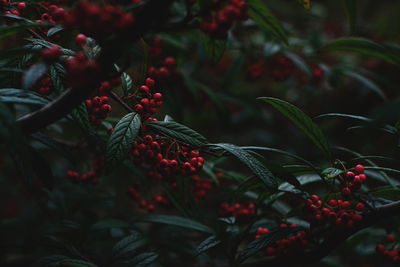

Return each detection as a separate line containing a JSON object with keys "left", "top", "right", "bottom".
{"left": 240, "top": 200, "right": 400, "bottom": 267}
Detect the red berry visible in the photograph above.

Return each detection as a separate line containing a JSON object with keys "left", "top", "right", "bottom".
{"left": 17, "top": 2, "right": 26, "bottom": 11}
{"left": 386, "top": 234, "right": 395, "bottom": 243}
{"left": 145, "top": 78, "right": 155, "bottom": 87}
{"left": 355, "top": 202, "right": 365, "bottom": 212}
{"left": 41, "top": 46, "right": 62, "bottom": 64}
{"left": 346, "top": 171, "right": 355, "bottom": 180}
{"left": 147, "top": 204, "right": 155, "bottom": 212}
{"left": 164, "top": 57, "right": 177, "bottom": 69}
{"left": 75, "top": 34, "right": 87, "bottom": 47}
{"left": 355, "top": 164, "right": 364, "bottom": 174}
{"left": 153, "top": 93, "right": 162, "bottom": 100}
{"left": 341, "top": 187, "right": 352, "bottom": 197}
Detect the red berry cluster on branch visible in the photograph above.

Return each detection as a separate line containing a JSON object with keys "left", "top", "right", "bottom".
{"left": 62, "top": 2, "right": 135, "bottom": 39}
{"left": 131, "top": 135, "right": 205, "bottom": 180}
{"left": 341, "top": 164, "right": 367, "bottom": 197}
{"left": 304, "top": 194, "right": 365, "bottom": 228}
{"left": 201, "top": 0, "right": 249, "bottom": 39}
{"left": 33, "top": 76, "right": 54, "bottom": 95}
{"left": 85, "top": 96, "right": 112, "bottom": 125}
{"left": 247, "top": 59, "right": 265, "bottom": 80}
{"left": 264, "top": 224, "right": 308, "bottom": 257}
{"left": 148, "top": 57, "right": 182, "bottom": 84}
{"left": 64, "top": 52, "right": 100, "bottom": 88}
{"left": 219, "top": 202, "right": 255, "bottom": 218}
{"left": 376, "top": 234, "right": 400, "bottom": 263}
{"left": 191, "top": 175, "right": 214, "bottom": 201}
{"left": 127, "top": 184, "right": 170, "bottom": 213}
{"left": 66, "top": 155, "right": 104, "bottom": 184}
{"left": 130, "top": 78, "right": 163, "bottom": 120}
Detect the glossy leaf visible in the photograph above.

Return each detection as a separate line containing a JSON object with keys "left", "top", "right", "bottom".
{"left": 106, "top": 112, "right": 141, "bottom": 169}
{"left": 196, "top": 235, "right": 221, "bottom": 256}
{"left": 121, "top": 72, "right": 134, "bottom": 96}
{"left": 133, "top": 214, "right": 214, "bottom": 234}
{"left": 248, "top": 0, "right": 288, "bottom": 44}
{"left": 211, "top": 143, "right": 278, "bottom": 190}
{"left": 259, "top": 97, "right": 332, "bottom": 159}
{"left": 0, "top": 88, "right": 49, "bottom": 105}
{"left": 146, "top": 121, "right": 208, "bottom": 148}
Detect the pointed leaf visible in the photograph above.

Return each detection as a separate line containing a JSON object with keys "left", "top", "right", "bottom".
{"left": 259, "top": 97, "right": 332, "bottom": 159}
{"left": 106, "top": 112, "right": 141, "bottom": 169}
{"left": 120, "top": 252, "right": 158, "bottom": 267}
{"left": 211, "top": 143, "right": 278, "bottom": 190}
{"left": 59, "top": 259, "right": 97, "bottom": 267}
{"left": 121, "top": 72, "right": 134, "bottom": 96}
{"left": 133, "top": 214, "right": 214, "bottom": 234}
{"left": 0, "top": 88, "right": 49, "bottom": 105}
{"left": 71, "top": 102, "right": 90, "bottom": 131}
{"left": 248, "top": 0, "right": 288, "bottom": 44}
{"left": 145, "top": 121, "right": 207, "bottom": 148}
{"left": 201, "top": 33, "right": 226, "bottom": 66}
{"left": 196, "top": 235, "right": 221, "bottom": 256}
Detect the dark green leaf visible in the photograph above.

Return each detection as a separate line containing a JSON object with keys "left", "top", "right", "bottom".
{"left": 59, "top": 259, "right": 97, "bottom": 267}
{"left": 320, "top": 37, "right": 400, "bottom": 65}
{"left": 26, "top": 38, "right": 76, "bottom": 56}
{"left": 23, "top": 63, "right": 48, "bottom": 90}
{"left": 321, "top": 167, "right": 344, "bottom": 178}
{"left": 121, "top": 72, "right": 134, "bottom": 96}
{"left": 210, "top": 143, "right": 278, "bottom": 190}
{"left": 370, "top": 188, "right": 400, "bottom": 201}
{"left": 201, "top": 33, "right": 226, "bottom": 65}
{"left": 0, "top": 88, "right": 49, "bottom": 105}
{"left": 33, "top": 255, "right": 69, "bottom": 267}
{"left": 106, "top": 112, "right": 141, "bottom": 170}
{"left": 247, "top": 0, "right": 288, "bottom": 44}
{"left": 133, "top": 214, "right": 214, "bottom": 234}
{"left": 119, "top": 252, "right": 158, "bottom": 267}
{"left": 237, "top": 227, "right": 301, "bottom": 263}
{"left": 47, "top": 26, "right": 63, "bottom": 37}
{"left": 145, "top": 121, "right": 207, "bottom": 148}
{"left": 113, "top": 233, "right": 147, "bottom": 259}
{"left": 342, "top": 0, "right": 356, "bottom": 33}
{"left": 344, "top": 71, "right": 386, "bottom": 100}
{"left": 92, "top": 219, "right": 130, "bottom": 230}
{"left": 196, "top": 235, "right": 221, "bottom": 256}
{"left": 259, "top": 97, "right": 332, "bottom": 159}
{"left": 71, "top": 102, "right": 90, "bottom": 131}
{"left": 49, "top": 63, "right": 66, "bottom": 94}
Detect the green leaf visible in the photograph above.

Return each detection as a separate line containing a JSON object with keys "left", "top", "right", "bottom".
{"left": 133, "top": 214, "right": 214, "bottom": 234}
{"left": 145, "top": 121, "right": 207, "bottom": 148}
{"left": 210, "top": 143, "right": 278, "bottom": 190}
{"left": 91, "top": 219, "right": 130, "bottom": 230}
{"left": 26, "top": 38, "right": 76, "bottom": 56}
{"left": 237, "top": 227, "right": 301, "bottom": 263}
{"left": 344, "top": 71, "right": 386, "bottom": 100}
{"left": 370, "top": 187, "right": 400, "bottom": 201}
{"left": 297, "top": 0, "right": 311, "bottom": 10}
{"left": 321, "top": 167, "right": 344, "bottom": 178}
{"left": 119, "top": 252, "right": 158, "bottom": 267}
{"left": 320, "top": 37, "right": 400, "bottom": 65}
{"left": 59, "top": 259, "right": 97, "bottom": 267}
{"left": 33, "top": 255, "right": 69, "bottom": 267}
{"left": 342, "top": 0, "right": 356, "bottom": 33}
{"left": 49, "top": 63, "right": 66, "bottom": 94}
{"left": 105, "top": 112, "right": 141, "bottom": 170}
{"left": 247, "top": 0, "right": 288, "bottom": 45}
{"left": 112, "top": 233, "right": 147, "bottom": 259}
{"left": 201, "top": 33, "right": 226, "bottom": 65}
{"left": 71, "top": 102, "right": 90, "bottom": 131}
{"left": 121, "top": 72, "right": 134, "bottom": 96}
{"left": 23, "top": 63, "right": 48, "bottom": 90}
{"left": 259, "top": 97, "right": 332, "bottom": 159}
{"left": 47, "top": 26, "right": 63, "bottom": 37}
{"left": 196, "top": 235, "right": 221, "bottom": 256}
{"left": 0, "top": 88, "right": 49, "bottom": 105}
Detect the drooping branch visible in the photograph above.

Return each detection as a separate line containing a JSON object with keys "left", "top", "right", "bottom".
{"left": 16, "top": 0, "right": 175, "bottom": 135}
{"left": 240, "top": 200, "right": 400, "bottom": 267}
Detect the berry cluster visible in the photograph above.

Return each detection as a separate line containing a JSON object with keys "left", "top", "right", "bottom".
{"left": 129, "top": 78, "right": 163, "bottom": 120}
{"left": 304, "top": 194, "right": 365, "bottom": 228}
{"left": 33, "top": 76, "right": 53, "bottom": 95}
{"left": 219, "top": 202, "right": 255, "bottom": 218}
{"left": 127, "top": 185, "right": 170, "bottom": 213}
{"left": 247, "top": 59, "right": 265, "bottom": 80}
{"left": 191, "top": 175, "right": 214, "bottom": 201}
{"left": 3, "top": 1, "right": 26, "bottom": 18}
{"left": 271, "top": 55, "right": 295, "bottom": 82}
{"left": 64, "top": 52, "right": 100, "bottom": 88}
{"left": 148, "top": 57, "right": 182, "bottom": 84}
{"left": 131, "top": 135, "right": 205, "bottom": 180}
{"left": 66, "top": 155, "right": 104, "bottom": 184}
{"left": 340, "top": 164, "right": 367, "bottom": 197}
{"left": 62, "top": 2, "right": 135, "bottom": 39}
{"left": 85, "top": 96, "right": 112, "bottom": 125}
{"left": 376, "top": 234, "right": 400, "bottom": 263}
{"left": 147, "top": 38, "right": 163, "bottom": 59}
{"left": 262, "top": 224, "right": 308, "bottom": 257}
{"left": 41, "top": 46, "right": 63, "bottom": 64}
{"left": 201, "top": 0, "right": 249, "bottom": 39}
